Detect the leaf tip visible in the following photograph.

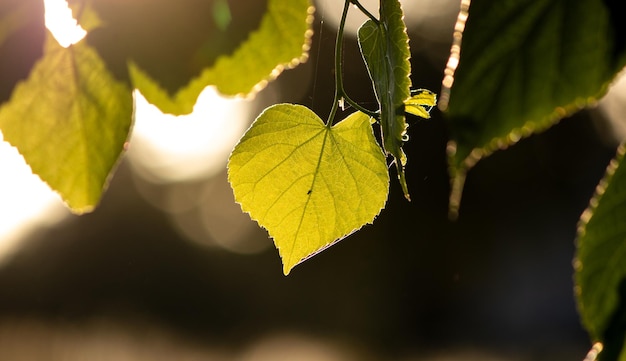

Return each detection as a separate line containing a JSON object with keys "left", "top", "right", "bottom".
{"left": 281, "top": 252, "right": 300, "bottom": 275}
{"left": 68, "top": 204, "right": 96, "bottom": 215}
{"left": 282, "top": 264, "right": 293, "bottom": 276}
{"left": 395, "top": 162, "right": 411, "bottom": 201}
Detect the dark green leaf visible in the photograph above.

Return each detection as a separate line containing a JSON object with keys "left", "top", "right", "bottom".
{"left": 445, "top": 0, "right": 626, "bottom": 200}
{"left": 358, "top": 0, "right": 412, "bottom": 199}
{"left": 576, "top": 144, "right": 626, "bottom": 361}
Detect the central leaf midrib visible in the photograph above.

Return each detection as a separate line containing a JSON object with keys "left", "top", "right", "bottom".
{"left": 286, "top": 126, "right": 331, "bottom": 266}
{"left": 68, "top": 44, "right": 93, "bottom": 201}
{"left": 250, "top": 126, "right": 326, "bottom": 219}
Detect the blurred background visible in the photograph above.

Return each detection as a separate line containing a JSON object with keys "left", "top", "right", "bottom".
{"left": 1, "top": 0, "right": 625, "bottom": 359}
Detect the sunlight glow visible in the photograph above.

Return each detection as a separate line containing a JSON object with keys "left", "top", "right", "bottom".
{"left": 166, "top": 175, "right": 269, "bottom": 255}
{"left": 439, "top": 0, "right": 470, "bottom": 111}
{"left": 0, "top": 139, "right": 68, "bottom": 266}
{"left": 128, "top": 89, "right": 264, "bottom": 255}
{"left": 0, "top": 0, "right": 84, "bottom": 265}
{"left": 43, "top": 0, "right": 87, "bottom": 47}
{"left": 598, "top": 68, "right": 626, "bottom": 143}
{"left": 317, "top": 0, "right": 459, "bottom": 36}
{"left": 1, "top": 0, "right": 262, "bottom": 261}
{"left": 128, "top": 88, "right": 253, "bottom": 183}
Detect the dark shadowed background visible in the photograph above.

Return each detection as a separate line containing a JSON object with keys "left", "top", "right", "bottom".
{"left": 0, "top": 0, "right": 623, "bottom": 359}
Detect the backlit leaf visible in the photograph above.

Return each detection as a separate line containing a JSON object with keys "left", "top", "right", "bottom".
{"left": 358, "top": 0, "right": 412, "bottom": 200}
{"left": 404, "top": 89, "right": 436, "bottom": 119}
{"left": 78, "top": 0, "right": 314, "bottom": 115}
{"left": 0, "top": 35, "right": 133, "bottom": 213}
{"left": 228, "top": 105, "right": 389, "bottom": 275}
{"left": 576, "top": 144, "right": 626, "bottom": 361}
{"left": 445, "top": 0, "right": 626, "bottom": 209}
{"left": 0, "top": 0, "right": 46, "bottom": 104}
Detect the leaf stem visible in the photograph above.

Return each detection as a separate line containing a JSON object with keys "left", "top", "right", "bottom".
{"left": 327, "top": 0, "right": 378, "bottom": 126}
{"left": 350, "top": 0, "right": 379, "bottom": 25}
{"left": 343, "top": 95, "right": 379, "bottom": 118}
{"left": 326, "top": 0, "right": 350, "bottom": 127}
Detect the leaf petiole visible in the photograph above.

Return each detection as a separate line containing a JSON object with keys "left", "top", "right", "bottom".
{"left": 350, "top": 0, "right": 379, "bottom": 25}
{"left": 326, "top": 0, "right": 350, "bottom": 127}
{"left": 327, "top": 0, "right": 378, "bottom": 126}
{"left": 342, "top": 94, "right": 380, "bottom": 119}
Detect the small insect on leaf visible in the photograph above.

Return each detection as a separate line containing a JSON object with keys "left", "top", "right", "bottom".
{"left": 405, "top": 89, "right": 437, "bottom": 119}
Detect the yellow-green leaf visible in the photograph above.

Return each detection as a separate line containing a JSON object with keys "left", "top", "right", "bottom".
{"left": 228, "top": 105, "right": 389, "bottom": 275}
{"left": 0, "top": 35, "right": 133, "bottom": 213}
{"left": 404, "top": 89, "right": 437, "bottom": 119}
{"left": 127, "top": 0, "right": 314, "bottom": 115}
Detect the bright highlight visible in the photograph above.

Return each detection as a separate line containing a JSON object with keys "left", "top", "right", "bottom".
{"left": 43, "top": 0, "right": 86, "bottom": 47}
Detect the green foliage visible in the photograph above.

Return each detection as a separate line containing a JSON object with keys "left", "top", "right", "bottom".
{"left": 440, "top": 0, "right": 626, "bottom": 358}
{"left": 228, "top": 0, "right": 435, "bottom": 273}
{"left": 0, "top": 35, "right": 132, "bottom": 212}
{"left": 228, "top": 105, "right": 389, "bottom": 274}
{"left": 446, "top": 0, "right": 626, "bottom": 205}
{"left": 358, "top": 0, "right": 412, "bottom": 199}
{"left": 0, "top": 0, "right": 313, "bottom": 212}
{"left": 576, "top": 144, "right": 626, "bottom": 360}
{"left": 126, "top": 0, "right": 314, "bottom": 115}
{"left": 1, "top": 0, "right": 626, "bottom": 357}
{"left": 404, "top": 89, "right": 437, "bottom": 119}
{"left": 435, "top": 0, "right": 626, "bottom": 358}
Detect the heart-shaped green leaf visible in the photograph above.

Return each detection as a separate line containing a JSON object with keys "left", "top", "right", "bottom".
{"left": 228, "top": 104, "right": 389, "bottom": 274}
{"left": 358, "top": 0, "right": 412, "bottom": 199}
{"left": 0, "top": 35, "right": 133, "bottom": 213}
